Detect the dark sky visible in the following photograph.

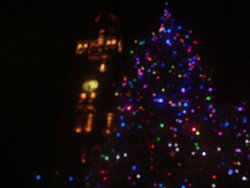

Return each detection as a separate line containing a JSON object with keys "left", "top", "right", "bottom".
{"left": 2, "top": 0, "right": 250, "bottom": 185}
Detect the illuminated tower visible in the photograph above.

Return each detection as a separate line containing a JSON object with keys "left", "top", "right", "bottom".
{"left": 74, "top": 12, "right": 123, "bottom": 165}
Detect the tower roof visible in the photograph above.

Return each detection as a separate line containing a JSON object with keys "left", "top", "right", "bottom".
{"left": 95, "top": 12, "right": 119, "bottom": 24}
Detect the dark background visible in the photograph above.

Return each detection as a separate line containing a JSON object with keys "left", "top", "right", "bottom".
{"left": 2, "top": 0, "right": 250, "bottom": 186}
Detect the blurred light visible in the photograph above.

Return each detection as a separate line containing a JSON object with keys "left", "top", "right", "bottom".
{"left": 82, "top": 80, "right": 99, "bottom": 92}
{"left": 68, "top": 176, "right": 74, "bottom": 182}
{"left": 217, "top": 147, "right": 222, "bottom": 151}
{"left": 99, "top": 63, "right": 107, "bottom": 73}
{"left": 211, "top": 183, "right": 216, "bottom": 188}
{"left": 237, "top": 107, "right": 244, "bottom": 112}
{"left": 156, "top": 98, "right": 164, "bottom": 103}
{"left": 235, "top": 148, "right": 242, "bottom": 153}
{"left": 105, "top": 113, "right": 114, "bottom": 135}
{"left": 85, "top": 113, "right": 94, "bottom": 133}
{"left": 228, "top": 169, "right": 234, "bottom": 175}
{"left": 242, "top": 176, "right": 248, "bottom": 181}
{"left": 35, "top": 174, "right": 41, "bottom": 181}
{"left": 106, "top": 40, "right": 111, "bottom": 45}
{"left": 116, "top": 132, "right": 121, "bottom": 138}
{"left": 84, "top": 43, "right": 88, "bottom": 48}
{"left": 90, "top": 92, "right": 97, "bottom": 99}
{"left": 166, "top": 39, "right": 171, "bottom": 45}
{"left": 75, "top": 126, "right": 82, "bottom": 134}
{"left": 80, "top": 92, "right": 87, "bottom": 100}
{"left": 111, "top": 39, "right": 117, "bottom": 45}
{"left": 224, "top": 121, "right": 230, "bottom": 127}
{"left": 202, "top": 152, "right": 207, "bottom": 156}
{"left": 132, "top": 165, "right": 137, "bottom": 171}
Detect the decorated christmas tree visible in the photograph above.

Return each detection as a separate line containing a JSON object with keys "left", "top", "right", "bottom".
{"left": 80, "top": 3, "right": 249, "bottom": 188}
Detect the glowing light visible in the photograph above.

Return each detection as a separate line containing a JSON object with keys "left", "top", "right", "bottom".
{"left": 181, "top": 88, "right": 186, "bottom": 93}
{"left": 85, "top": 113, "right": 94, "bottom": 133}
{"left": 116, "top": 132, "right": 121, "bottom": 138}
{"left": 90, "top": 92, "right": 96, "bottom": 99}
{"left": 75, "top": 126, "right": 82, "bottom": 134}
{"left": 111, "top": 39, "right": 117, "bottom": 45}
{"left": 206, "top": 96, "right": 212, "bottom": 101}
{"left": 99, "top": 63, "right": 107, "bottom": 73}
{"left": 105, "top": 113, "right": 114, "bottom": 135}
{"left": 228, "top": 169, "right": 234, "bottom": 175}
{"left": 195, "top": 131, "right": 201, "bottom": 136}
{"left": 211, "top": 184, "right": 216, "bottom": 188}
{"left": 224, "top": 121, "right": 230, "bottom": 127}
{"left": 82, "top": 80, "right": 99, "bottom": 92}
{"left": 35, "top": 174, "right": 41, "bottom": 181}
{"left": 132, "top": 165, "right": 137, "bottom": 171}
{"left": 217, "top": 147, "right": 222, "bottom": 151}
{"left": 106, "top": 40, "right": 111, "bottom": 45}
{"left": 202, "top": 151, "right": 207, "bottom": 156}
{"left": 80, "top": 92, "right": 87, "bottom": 100}
{"left": 243, "top": 117, "right": 248, "bottom": 124}
{"left": 120, "top": 122, "right": 126, "bottom": 127}
{"left": 81, "top": 154, "right": 87, "bottom": 164}
{"left": 156, "top": 98, "right": 164, "bottom": 103}
{"left": 242, "top": 176, "right": 248, "bottom": 181}
{"left": 166, "top": 39, "right": 171, "bottom": 45}
{"left": 235, "top": 148, "right": 242, "bottom": 153}
{"left": 237, "top": 107, "right": 244, "bottom": 112}
{"left": 68, "top": 176, "right": 74, "bottom": 182}
{"left": 136, "top": 174, "right": 141, "bottom": 179}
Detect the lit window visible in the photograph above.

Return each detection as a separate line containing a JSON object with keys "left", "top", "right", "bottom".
{"left": 90, "top": 92, "right": 97, "bottom": 99}
{"left": 84, "top": 43, "right": 88, "bottom": 48}
{"left": 106, "top": 40, "right": 111, "bottom": 45}
{"left": 99, "top": 63, "right": 106, "bottom": 73}
{"left": 118, "top": 40, "right": 123, "bottom": 53}
{"left": 75, "top": 126, "right": 82, "bottom": 134}
{"left": 105, "top": 113, "right": 114, "bottom": 135}
{"left": 81, "top": 92, "right": 87, "bottom": 100}
{"left": 111, "top": 39, "right": 117, "bottom": 45}
{"left": 85, "top": 113, "right": 94, "bottom": 133}
{"left": 76, "top": 43, "right": 83, "bottom": 54}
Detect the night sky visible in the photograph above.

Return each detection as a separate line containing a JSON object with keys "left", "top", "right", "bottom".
{"left": 2, "top": 0, "right": 250, "bottom": 186}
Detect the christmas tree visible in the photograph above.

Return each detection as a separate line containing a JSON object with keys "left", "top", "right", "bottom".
{"left": 79, "top": 3, "right": 249, "bottom": 188}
